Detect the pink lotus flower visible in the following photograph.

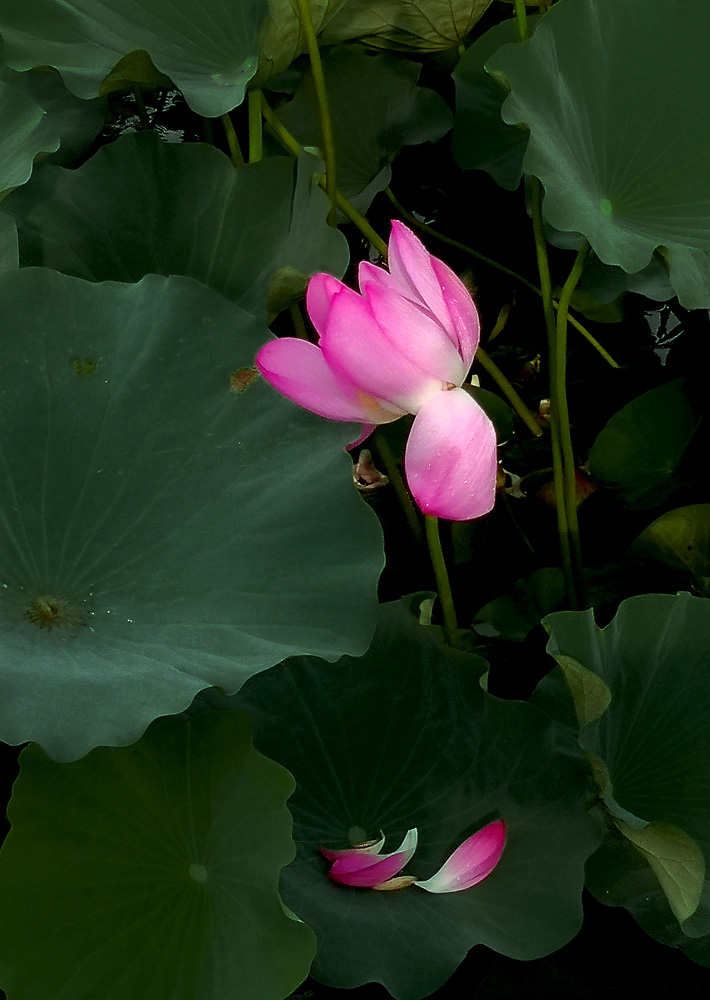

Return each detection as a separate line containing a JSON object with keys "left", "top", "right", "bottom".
{"left": 414, "top": 819, "right": 506, "bottom": 893}
{"left": 255, "top": 221, "right": 497, "bottom": 521}
{"left": 319, "top": 819, "right": 506, "bottom": 892}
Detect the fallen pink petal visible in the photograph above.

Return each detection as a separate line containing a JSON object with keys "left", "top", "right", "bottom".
{"left": 319, "top": 831, "right": 386, "bottom": 861}
{"left": 255, "top": 221, "right": 497, "bottom": 521}
{"left": 323, "top": 828, "right": 418, "bottom": 888}
{"left": 414, "top": 819, "right": 506, "bottom": 893}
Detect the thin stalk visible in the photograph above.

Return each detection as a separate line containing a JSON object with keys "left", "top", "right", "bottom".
{"left": 288, "top": 301, "right": 309, "bottom": 339}
{"left": 221, "top": 113, "right": 245, "bottom": 167}
{"left": 513, "top": 0, "right": 530, "bottom": 41}
{"left": 132, "top": 85, "right": 151, "bottom": 130}
{"left": 385, "top": 187, "right": 619, "bottom": 368}
{"left": 261, "top": 97, "right": 388, "bottom": 258}
{"left": 424, "top": 515, "right": 459, "bottom": 647}
{"left": 555, "top": 240, "right": 590, "bottom": 607}
{"left": 475, "top": 347, "right": 543, "bottom": 437}
{"left": 261, "top": 94, "right": 301, "bottom": 156}
{"left": 247, "top": 89, "right": 263, "bottom": 162}
{"left": 328, "top": 182, "right": 388, "bottom": 258}
{"left": 531, "top": 176, "right": 580, "bottom": 608}
{"left": 294, "top": 0, "right": 338, "bottom": 224}
{"left": 372, "top": 429, "right": 423, "bottom": 544}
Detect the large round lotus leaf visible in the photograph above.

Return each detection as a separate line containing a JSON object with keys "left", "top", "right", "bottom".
{"left": 0, "top": 76, "right": 59, "bottom": 191}
{"left": 0, "top": 709, "right": 316, "bottom": 1000}
{"left": 452, "top": 17, "right": 535, "bottom": 190}
{"left": 588, "top": 379, "right": 702, "bottom": 509}
{"left": 0, "top": 63, "right": 107, "bottom": 168}
{"left": 279, "top": 46, "right": 451, "bottom": 213}
{"left": 0, "top": 268, "right": 382, "bottom": 761}
{"left": 230, "top": 596, "right": 601, "bottom": 1000}
{"left": 2, "top": 133, "right": 347, "bottom": 321}
{"left": 544, "top": 593, "right": 710, "bottom": 936}
{"left": 487, "top": 0, "right": 710, "bottom": 309}
{"left": 0, "top": 0, "right": 266, "bottom": 117}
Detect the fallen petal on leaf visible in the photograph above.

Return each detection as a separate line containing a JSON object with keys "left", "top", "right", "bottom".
{"left": 326, "top": 828, "right": 418, "bottom": 888}
{"left": 414, "top": 819, "right": 506, "bottom": 893}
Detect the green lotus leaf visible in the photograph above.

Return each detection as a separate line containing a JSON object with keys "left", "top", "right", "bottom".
{"left": 99, "top": 47, "right": 174, "bottom": 93}
{"left": 452, "top": 17, "right": 535, "bottom": 190}
{"left": 631, "top": 505, "right": 710, "bottom": 597}
{"left": 0, "top": 212, "right": 18, "bottom": 271}
{"left": 487, "top": 0, "right": 710, "bottom": 308}
{"left": 615, "top": 819, "right": 705, "bottom": 926}
{"left": 544, "top": 593, "right": 710, "bottom": 935}
{"left": 229, "top": 596, "right": 601, "bottom": 999}
{"left": 0, "top": 63, "right": 107, "bottom": 167}
{"left": 256, "top": 0, "right": 330, "bottom": 84}
{"left": 2, "top": 133, "right": 347, "bottom": 321}
{"left": 0, "top": 268, "right": 382, "bottom": 761}
{"left": 473, "top": 567, "right": 566, "bottom": 642}
{"left": 588, "top": 379, "right": 702, "bottom": 509}
{"left": 320, "top": 0, "right": 493, "bottom": 52}
{"left": 0, "top": 0, "right": 267, "bottom": 117}
{"left": 0, "top": 710, "right": 316, "bottom": 1000}
{"left": 0, "top": 76, "right": 59, "bottom": 191}
{"left": 278, "top": 45, "right": 451, "bottom": 213}
{"left": 256, "top": 0, "right": 492, "bottom": 83}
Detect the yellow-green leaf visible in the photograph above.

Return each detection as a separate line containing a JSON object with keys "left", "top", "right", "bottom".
{"left": 615, "top": 819, "right": 706, "bottom": 925}
{"left": 555, "top": 654, "right": 611, "bottom": 728}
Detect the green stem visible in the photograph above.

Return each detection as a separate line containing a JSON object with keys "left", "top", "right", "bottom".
{"left": 424, "top": 516, "right": 459, "bottom": 647}
{"left": 294, "top": 0, "right": 337, "bottom": 225}
{"left": 288, "top": 301, "right": 309, "bottom": 339}
{"left": 385, "top": 187, "right": 619, "bottom": 368}
{"left": 555, "top": 239, "right": 590, "bottom": 607}
{"left": 221, "top": 113, "right": 245, "bottom": 167}
{"left": 372, "top": 429, "right": 423, "bottom": 544}
{"left": 513, "top": 0, "right": 530, "bottom": 41}
{"left": 261, "top": 94, "right": 301, "bottom": 156}
{"left": 261, "top": 96, "right": 387, "bottom": 258}
{"left": 475, "top": 347, "right": 543, "bottom": 438}
{"left": 328, "top": 181, "right": 388, "bottom": 257}
{"left": 531, "top": 177, "right": 582, "bottom": 609}
{"left": 131, "top": 84, "right": 151, "bottom": 130}
{"left": 247, "top": 89, "right": 263, "bottom": 163}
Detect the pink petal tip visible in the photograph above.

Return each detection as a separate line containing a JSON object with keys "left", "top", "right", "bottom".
{"left": 414, "top": 819, "right": 506, "bottom": 894}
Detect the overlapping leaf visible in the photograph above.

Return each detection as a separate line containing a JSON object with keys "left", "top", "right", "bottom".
{"left": 2, "top": 133, "right": 347, "bottom": 320}
{"left": 544, "top": 593, "right": 710, "bottom": 939}
{"left": 0, "top": 77, "right": 59, "bottom": 192}
{"left": 279, "top": 46, "right": 451, "bottom": 212}
{"left": 452, "top": 17, "right": 532, "bottom": 190}
{"left": 631, "top": 505, "right": 710, "bottom": 598}
{"left": 0, "top": 710, "right": 316, "bottom": 1000}
{"left": 0, "top": 63, "right": 107, "bottom": 167}
{"left": 589, "top": 379, "right": 702, "bottom": 509}
{"left": 229, "top": 596, "right": 601, "bottom": 1000}
{"left": 258, "top": 0, "right": 493, "bottom": 80}
{"left": 0, "top": 0, "right": 267, "bottom": 116}
{"left": 320, "top": 0, "right": 493, "bottom": 52}
{"left": 487, "top": 0, "right": 710, "bottom": 308}
{"left": 0, "top": 269, "right": 382, "bottom": 761}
